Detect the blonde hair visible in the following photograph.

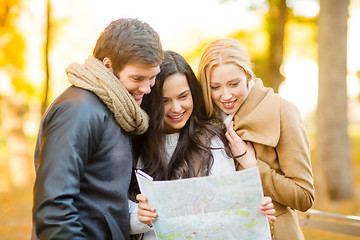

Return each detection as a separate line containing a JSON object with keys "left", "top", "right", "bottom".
{"left": 197, "top": 38, "right": 255, "bottom": 117}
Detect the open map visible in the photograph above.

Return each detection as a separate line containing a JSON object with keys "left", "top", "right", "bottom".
{"left": 135, "top": 166, "right": 271, "bottom": 240}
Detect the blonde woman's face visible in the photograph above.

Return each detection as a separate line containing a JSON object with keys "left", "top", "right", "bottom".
{"left": 209, "top": 63, "right": 248, "bottom": 115}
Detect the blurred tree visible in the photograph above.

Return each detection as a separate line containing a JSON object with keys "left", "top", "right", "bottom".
{"left": 217, "top": 0, "right": 287, "bottom": 92}
{"left": 42, "top": 0, "right": 51, "bottom": 114}
{"left": 0, "top": 0, "right": 33, "bottom": 186}
{"left": 266, "top": 0, "right": 287, "bottom": 93}
{"left": 210, "top": 0, "right": 318, "bottom": 92}
{"left": 317, "top": 0, "right": 353, "bottom": 199}
{"left": 227, "top": 12, "right": 317, "bottom": 92}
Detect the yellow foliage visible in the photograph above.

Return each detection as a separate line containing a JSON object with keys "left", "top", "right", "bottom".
{"left": 285, "top": 20, "right": 318, "bottom": 61}
{"left": 0, "top": 0, "right": 34, "bottom": 96}
{"left": 0, "top": 28, "right": 25, "bottom": 68}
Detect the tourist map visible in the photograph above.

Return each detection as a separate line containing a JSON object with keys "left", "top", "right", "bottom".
{"left": 135, "top": 166, "right": 271, "bottom": 240}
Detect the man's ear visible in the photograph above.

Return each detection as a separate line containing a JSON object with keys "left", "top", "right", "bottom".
{"left": 102, "top": 57, "right": 112, "bottom": 69}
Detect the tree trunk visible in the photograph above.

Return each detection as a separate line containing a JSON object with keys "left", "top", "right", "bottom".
{"left": 267, "top": 0, "right": 287, "bottom": 93}
{"left": 41, "top": 0, "right": 51, "bottom": 115}
{"left": 317, "top": 0, "right": 353, "bottom": 199}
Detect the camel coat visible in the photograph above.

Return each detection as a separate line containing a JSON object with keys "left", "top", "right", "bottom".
{"left": 233, "top": 79, "right": 314, "bottom": 240}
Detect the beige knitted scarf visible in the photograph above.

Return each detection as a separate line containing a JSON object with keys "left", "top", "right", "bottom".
{"left": 66, "top": 55, "right": 149, "bottom": 135}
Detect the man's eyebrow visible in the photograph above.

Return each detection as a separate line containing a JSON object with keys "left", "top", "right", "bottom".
{"left": 129, "top": 74, "right": 144, "bottom": 78}
{"left": 129, "top": 74, "right": 158, "bottom": 79}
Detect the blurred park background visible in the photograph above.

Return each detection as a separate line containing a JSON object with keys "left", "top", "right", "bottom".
{"left": 1, "top": 0, "right": 360, "bottom": 239}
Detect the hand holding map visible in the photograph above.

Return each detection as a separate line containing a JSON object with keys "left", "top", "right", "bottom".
{"left": 135, "top": 166, "right": 272, "bottom": 240}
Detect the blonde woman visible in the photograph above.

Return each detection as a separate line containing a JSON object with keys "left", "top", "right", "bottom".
{"left": 197, "top": 38, "right": 314, "bottom": 240}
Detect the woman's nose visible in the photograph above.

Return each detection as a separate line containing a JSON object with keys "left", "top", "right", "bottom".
{"left": 221, "top": 88, "right": 232, "bottom": 100}
{"left": 171, "top": 100, "right": 182, "bottom": 113}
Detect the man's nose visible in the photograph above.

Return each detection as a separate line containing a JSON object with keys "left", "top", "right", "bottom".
{"left": 139, "top": 80, "right": 151, "bottom": 94}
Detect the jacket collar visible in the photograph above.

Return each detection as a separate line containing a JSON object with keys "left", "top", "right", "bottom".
{"left": 233, "top": 78, "right": 281, "bottom": 147}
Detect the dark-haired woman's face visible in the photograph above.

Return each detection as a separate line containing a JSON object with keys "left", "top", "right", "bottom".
{"left": 162, "top": 73, "right": 193, "bottom": 134}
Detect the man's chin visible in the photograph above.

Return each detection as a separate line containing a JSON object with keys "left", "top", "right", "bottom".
{"left": 136, "top": 99, "right": 143, "bottom": 106}
{"left": 130, "top": 95, "right": 143, "bottom": 106}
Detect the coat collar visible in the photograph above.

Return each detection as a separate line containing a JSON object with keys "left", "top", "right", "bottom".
{"left": 233, "top": 78, "right": 281, "bottom": 147}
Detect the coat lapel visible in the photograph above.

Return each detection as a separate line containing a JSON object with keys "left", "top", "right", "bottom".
{"left": 233, "top": 79, "right": 281, "bottom": 147}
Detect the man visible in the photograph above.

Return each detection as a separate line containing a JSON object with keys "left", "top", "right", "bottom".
{"left": 32, "top": 18, "right": 163, "bottom": 239}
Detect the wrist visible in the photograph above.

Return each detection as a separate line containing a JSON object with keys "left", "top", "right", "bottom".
{"left": 233, "top": 150, "right": 247, "bottom": 159}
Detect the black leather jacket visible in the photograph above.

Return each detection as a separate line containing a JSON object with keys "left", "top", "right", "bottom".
{"left": 33, "top": 86, "right": 132, "bottom": 240}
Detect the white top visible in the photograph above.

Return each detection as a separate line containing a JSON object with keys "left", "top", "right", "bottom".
{"left": 128, "top": 132, "right": 236, "bottom": 239}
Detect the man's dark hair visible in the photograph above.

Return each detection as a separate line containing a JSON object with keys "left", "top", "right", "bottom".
{"left": 93, "top": 18, "right": 163, "bottom": 75}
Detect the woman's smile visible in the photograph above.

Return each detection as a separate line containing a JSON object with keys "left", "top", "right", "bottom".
{"left": 167, "top": 112, "right": 185, "bottom": 121}
{"left": 221, "top": 100, "right": 237, "bottom": 109}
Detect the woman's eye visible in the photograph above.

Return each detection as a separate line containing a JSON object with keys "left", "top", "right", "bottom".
{"left": 210, "top": 86, "right": 219, "bottom": 90}
{"left": 180, "top": 94, "right": 188, "bottom": 99}
{"left": 230, "top": 82, "right": 239, "bottom": 87}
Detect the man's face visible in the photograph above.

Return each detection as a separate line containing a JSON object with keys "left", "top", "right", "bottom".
{"left": 117, "top": 63, "right": 160, "bottom": 105}
{"left": 103, "top": 58, "right": 160, "bottom": 105}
